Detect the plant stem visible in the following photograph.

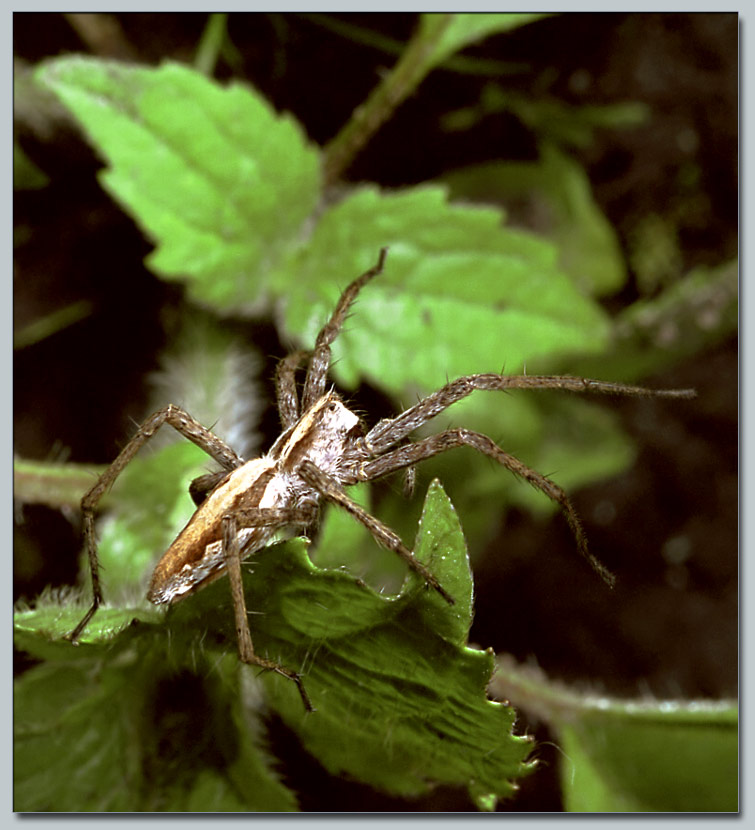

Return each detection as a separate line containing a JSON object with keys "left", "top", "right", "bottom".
{"left": 322, "top": 14, "right": 454, "bottom": 186}
{"left": 14, "top": 458, "right": 107, "bottom": 509}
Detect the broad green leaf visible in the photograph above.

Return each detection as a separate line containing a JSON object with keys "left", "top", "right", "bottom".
{"left": 278, "top": 185, "right": 611, "bottom": 395}
{"left": 35, "top": 56, "right": 614, "bottom": 406}
{"left": 15, "top": 483, "right": 534, "bottom": 811}
{"left": 35, "top": 57, "right": 320, "bottom": 311}
{"left": 443, "top": 144, "right": 627, "bottom": 295}
{"left": 420, "top": 13, "right": 550, "bottom": 71}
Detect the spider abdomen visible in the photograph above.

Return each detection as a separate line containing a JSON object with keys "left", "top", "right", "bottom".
{"left": 147, "top": 458, "right": 285, "bottom": 605}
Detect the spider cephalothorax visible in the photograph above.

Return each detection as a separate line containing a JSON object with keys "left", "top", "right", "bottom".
{"left": 69, "top": 248, "right": 695, "bottom": 710}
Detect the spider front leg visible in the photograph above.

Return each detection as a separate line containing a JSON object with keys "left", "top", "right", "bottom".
{"left": 358, "top": 428, "right": 616, "bottom": 587}
{"left": 298, "top": 460, "right": 454, "bottom": 605}
{"left": 300, "top": 247, "right": 388, "bottom": 412}
{"left": 364, "top": 373, "right": 696, "bottom": 454}
{"left": 276, "top": 349, "right": 311, "bottom": 429}
{"left": 221, "top": 509, "right": 315, "bottom": 712}
{"left": 69, "top": 405, "right": 244, "bottom": 643}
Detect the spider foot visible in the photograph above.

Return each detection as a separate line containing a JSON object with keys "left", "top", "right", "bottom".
{"left": 242, "top": 653, "right": 314, "bottom": 712}
{"left": 415, "top": 566, "right": 455, "bottom": 606}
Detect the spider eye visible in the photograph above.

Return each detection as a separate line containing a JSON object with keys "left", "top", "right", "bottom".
{"left": 326, "top": 402, "right": 338, "bottom": 412}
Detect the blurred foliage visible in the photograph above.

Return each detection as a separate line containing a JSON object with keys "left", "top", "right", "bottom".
{"left": 493, "top": 656, "right": 738, "bottom": 812}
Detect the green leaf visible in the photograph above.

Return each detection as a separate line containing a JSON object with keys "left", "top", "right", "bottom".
{"left": 493, "top": 656, "right": 738, "bottom": 812}
{"left": 573, "top": 259, "right": 738, "bottom": 382}
{"left": 35, "top": 56, "right": 614, "bottom": 407}
{"left": 35, "top": 57, "right": 320, "bottom": 311}
{"left": 14, "top": 140, "right": 49, "bottom": 190}
{"left": 15, "top": 482, "right": 533, "bottom": 811}
{"left": 559, "top": 700, "right": 738, "bottom": 812}
{"left": 421, "top": 13, "right": 550, "bottom": 71}
{"left": 14, "top": 636, "right": 299, "bottom": 811}
{"left": 278, "top": 185, "right": 611, "bottom": 395}
{"left": 443, "top": 144, "right": 628, "bottom": 296}
{"left": 442, "top": 86, "right": 649, "bottom": 149}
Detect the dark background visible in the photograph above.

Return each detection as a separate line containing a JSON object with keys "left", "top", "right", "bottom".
{"left": 14, "top": 13, "right": 738, "bottom": 812}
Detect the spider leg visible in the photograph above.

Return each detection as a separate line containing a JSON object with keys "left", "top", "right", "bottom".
{"left": 301, "top": 247, "right": 388, "bottom": 412}
{"left": 222, "top": 513, "right": 314, "bottom": 712}
{"left": 364, "top": 373, "right": 696, "bottom": 454}
{"left": 358, "top": 428, "right": 616, "bottom": 587}
{"left": 189, "top": 469, "right": 231, "bottom": 507}
{"left": 68, "top": 405, "right": 244, "bottom": 643}
{"left": 276, "top": 349, "right": 311, "bottom": 429}
{"left": 298, "top": 459, "right": 454, "bottom": 605}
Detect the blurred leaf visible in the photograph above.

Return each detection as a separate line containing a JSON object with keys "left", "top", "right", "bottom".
{"left": 35, "top": 57, "right": 321, "bottom": 312}
{"left": 95, "top": 441, "right": 209, "bottom": 598}
{"left": 88, "top": 318, "right": 265, "bottom": 599}
{"left": 443, "top": 144, "right": 627, "bottom": 296}
{"left": 305, "top": 13, "right": 530, "bottom": 77}
{"left": 628, "top": 212, "right": 683, "bottom": 294}
{"left": 408, "top": 392, "right": 635, "bottom": 555}
{"left": 14, "top": 140, "right": 49, "bottom": 189}
{"left": 14, "top": 299, "right": 93, "bottom": 350}
{"left": 573, "top": 259, "right": 738, "bottom": 382}
{"left": 15, "top": 482, "right": 534, "bottom": 811}
{"left": 558, "top": 700, "right": 738, "bottom": 812}
{"left": 420, "top": 13, "right": 550, "bottom": 71}
{"left": 493, "top": 656, "right": 738, "bottom": 812}
{"left": 442, "top": 86, "right": 648, "bottom": 149}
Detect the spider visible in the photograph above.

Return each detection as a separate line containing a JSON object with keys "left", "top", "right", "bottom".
{"left": 68, "top": 248, "right": 695, "bottom": 711}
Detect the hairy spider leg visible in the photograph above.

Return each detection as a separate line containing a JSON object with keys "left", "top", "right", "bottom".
{"left": 275, "top": 348, "right": 311, "bottom": 429}
{"left": 364, "top": 373, "right": 696, "bottom": 454}
{"left": 222, "top": 512, "right": 314, "bottom": 712}
{"left": 300, "top": 247, "right": 388, "bottom": 412}
{"left": 299, "top": 459, "right": 455, "bottom": 605}
{"left": 356, "top": 428, "right": 617, "bottom": 586}
{"left": 68, "top": 405, "right": 244, "bottom": 643}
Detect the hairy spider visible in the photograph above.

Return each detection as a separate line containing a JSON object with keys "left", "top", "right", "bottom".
{"left": 69, "top": 248, "right": 695, "bottom": 711}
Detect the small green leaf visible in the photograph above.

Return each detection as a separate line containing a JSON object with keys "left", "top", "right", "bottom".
{"left": 35, "top": 57, "right": 320, "bottom": 311}
{"left": 14, "top": 140, "right": 49, "bottom": 190}
{"left": 410, "top": 479, "right": 473, "bottom": 644}
{"left": 442, "top": 86, "right": 649, "bottom": 149}
{"left": 421, "top": 13, "right": 550, "bottom": 71}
